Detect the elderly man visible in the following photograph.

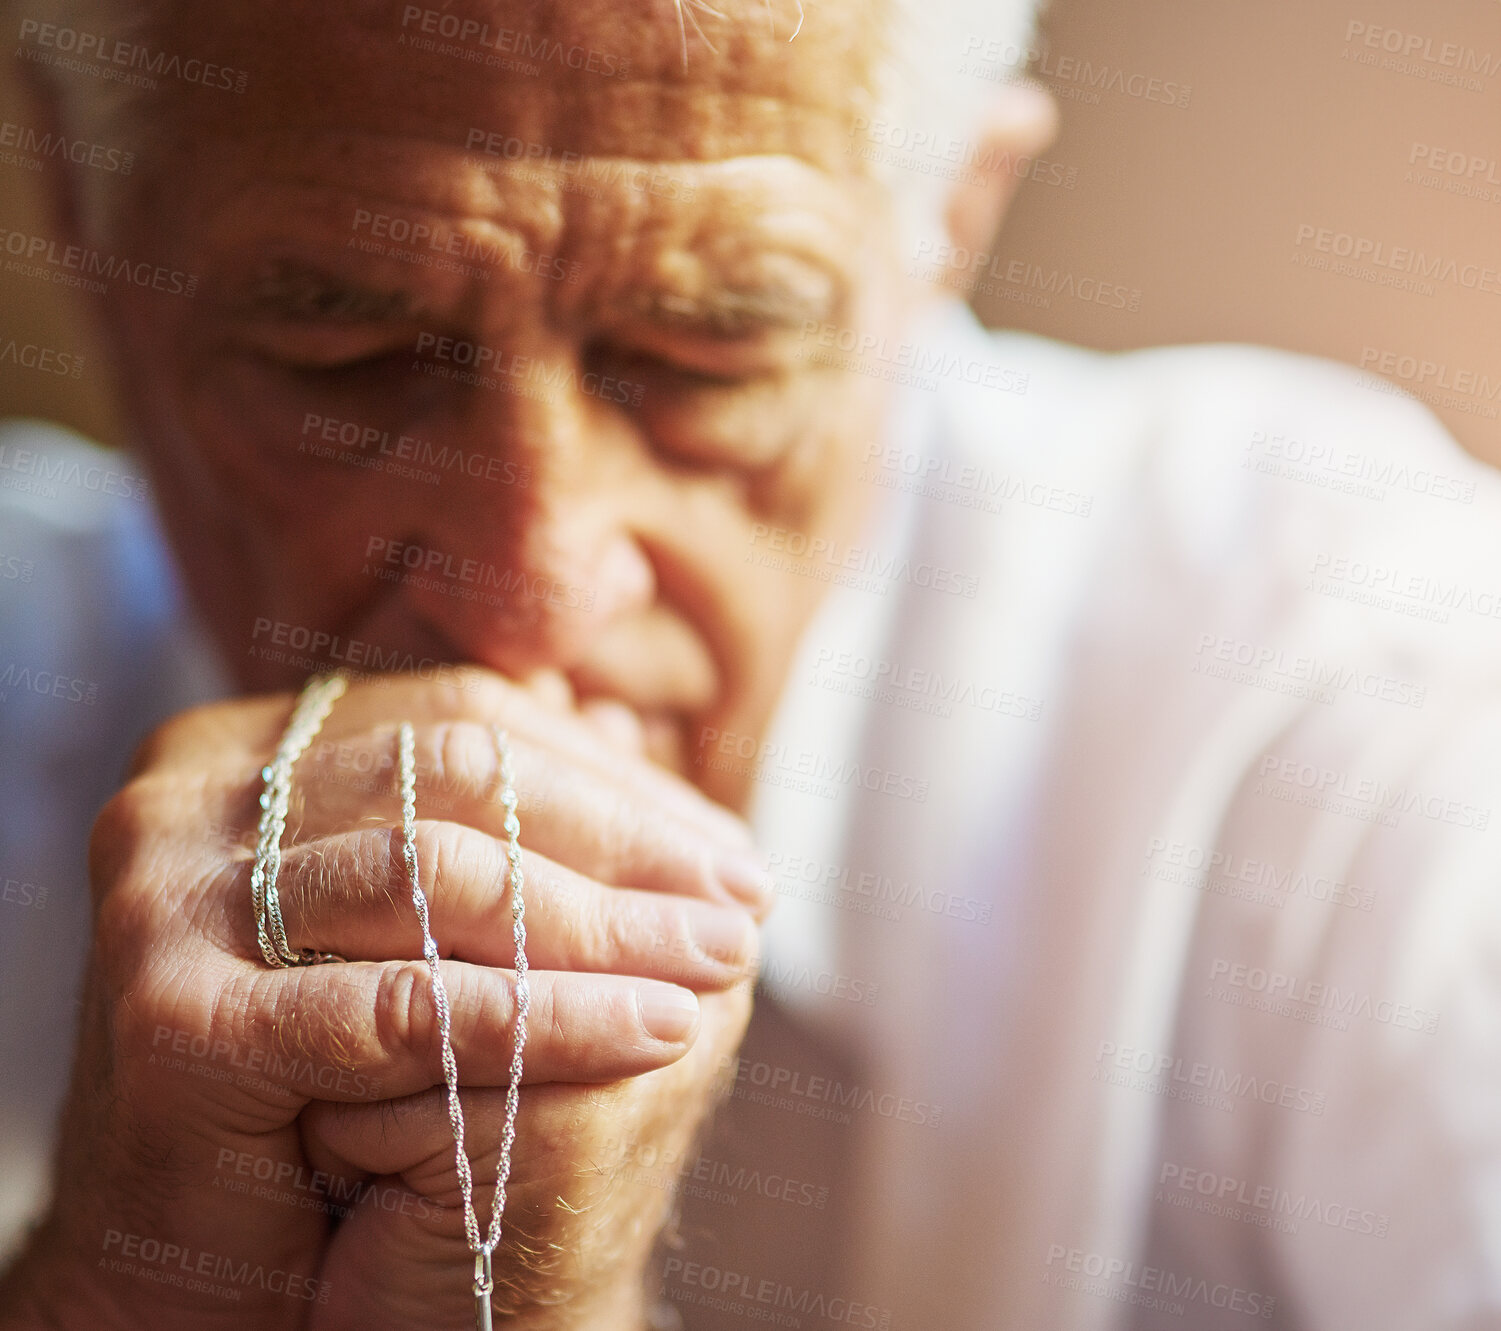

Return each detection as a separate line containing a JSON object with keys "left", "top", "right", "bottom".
{"left": 3, "top": 0, "right": 1501, "bottom": 1328}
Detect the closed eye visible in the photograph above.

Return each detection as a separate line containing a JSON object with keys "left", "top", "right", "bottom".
{"left": 583, "top": 340, "right": 759, "bottom": 393}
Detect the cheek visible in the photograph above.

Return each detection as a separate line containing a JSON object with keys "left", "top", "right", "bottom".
{"left": 177, "top": 350, "right": 453, "bottom": 545}
{"left": 146, "top": 351, "right": 475, "bottom": 648}
{"left": 630, "top": 368, "right": 845, "bottom": 471}
{"left": 743, "top": 376, "right": 881, "bottom": 541}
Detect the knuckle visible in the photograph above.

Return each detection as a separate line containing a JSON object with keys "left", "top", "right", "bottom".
{"left": 373, "top": 959, "right": 443, "bottom": 1062}
{"left": 295, "top": 829, "right": 396, "bottom": 926}
{"left": 578, "top": 887, "right": 638, "bottom": 971}
{"left": 739, "top": 917, "right": 763, "bottom": 975}
{"left": 456, "top": 669, "right": 518, "bottom": 719}
{"left": 418, "top": 819, "right": 494, "bottom": 915}
{"left": 87, "top": 779, "right": 179, "bottom": 922}
{"left": 106, "top": 951, "right": 224, "bottom": 1100}
{"left": 651, "top": 900, "right": 697, "bottom": 973}
{"left": 709, "top": 984, "right": 756, "bottom": 1049}
{"left": 589, "top": 784, "right": 658, "bottom": 885}
{"left": 656, "top": 834, "right": 718, "bottom": 900}
{"left": 123, "top": 711, "right": 194, "bottom": 779}
{"left": 526, "top": 1086, "right": 601, "bottom": 1168}
{"left": 268, "top": 970, "right": 361, "bottom": 1095}
{"left": 535, "top": 975, "right": 571, "bottom": 1055}
{"left": 124, "top": 698, "right": 250, "bottom": 778}
{"left": 88, "top": 782, "right": 151, "bottom": 896}
{"left": 431, "top": 719, "right": 499, "bottom": 804}
{"left": 618, "top": 799, "right": 717, "bottom": 898}
{"left": 92, "top": 888, "right": 156, "bottom": 988}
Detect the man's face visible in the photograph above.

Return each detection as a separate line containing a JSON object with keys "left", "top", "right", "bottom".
{"left": 76, "top": 0, "right": 908, "bottom": 806}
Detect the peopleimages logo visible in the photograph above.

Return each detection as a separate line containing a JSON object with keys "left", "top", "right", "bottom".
{"left": 747, "top": 524, "right": 980, "bottom": 600}
{"left": 1192, "top": 631, "right": 1428, "bottom": 708}
{"left": 0, "top": 663, "right": 97, "bottom": 706}
{"left": 1408, "top": 143, "right": 1501, "bottom": 185}
{"left": 400, "top": 6, "right": 631, "bottom": 80}
{"left": 810, "top": 646, "right": 1046, "bottom": 721}
{"left": 0, "top": 439, "right": 148, "bottom": 501}
{"left": 909, "top": 241, "right": 1142, "bottom": 311}
{"left": 766, "top": 851, "right": 993, "bottom": 925}
{"left": 1307, "top": 551, "right": 1501, "bottom": 628}
{"left": 1292, "top": 224, "right": 1501, "bottom": 296}
{"left": 697, "top": 727, "right": 931, "bottom": 804}
{"left": 0, "top": 225, "right": 197, "bottom": 297}
{"left": 0, "top": 120, "right": 134, "bottom": 174}
{"left": 1255, "top": 751, "right": 1492, "bottom": 830}
{"left": 213, "top": 1148, "right": 439, "bottom": 1223}
{"left": 1343, "top": 20, "right": 1499, "bottom": 81}
{"left": 1357, "top": 349, "right": 1501, "bottom": 422}
{"left": 1157, "top": 1162, "right": 1390, "bottom": 1238}
{"left": 1207, "top": 958, "right": 1440, "bottom": 1034}
{"left": 16, "top": 19, "right": 250, "bottom": 93}
{"left": 661, "top": 1259, "right": 891, "bottom": 1330}
{"left": 0, "top": 339, "right": 85, "bottom": 378}
{"left": 350, "top": 209, "right": 579, "bottom": 283}
{"left": 100, "top": 1230, "right": 329, "bottom": 1304}
{"left": 1042, "top": 1246, "right": 1274, "bottom": 1318}
{"left": 716, "top": 1054, "right": 943, "bottom": 1128}
{"left": 248, "top": 616, "right": 478, "bottom": 687}
{"left": 299, "top": 413, "right": 530, "bottom": 487}
{"left": 149, "top": 1024, "right": 375, "bottom": 1099}
{"left": 859, "top": 442, "right": 1093, "bottom": 520}
{"left": 797, "top": 317, "right": 1034, "bottom": 392}
{"left": 1141, "top": 836, "right": 1375, "bottom": 913}
{"left": 846, "top": 114, "right": 1078, "bottom": 190}
{"left": 362, "top": 537, "right": 596, "bottom": 612}
{"left": 1093, "top": 1041, "right": 1327, "bottom": 1116}
{"left": 957, "top": 36, "right": 1193, "bottom": 108}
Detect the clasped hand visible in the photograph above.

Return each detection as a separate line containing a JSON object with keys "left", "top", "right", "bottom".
{"left": 0, "top": 669, "right": 770, "bottom": 1330}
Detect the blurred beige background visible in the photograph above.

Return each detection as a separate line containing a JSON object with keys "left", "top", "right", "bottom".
{"left": 3, "top": 0, "right": 1499, "bottom": 461}
{"left": 983, "top": 0, "right": 1501, "bottom": 464}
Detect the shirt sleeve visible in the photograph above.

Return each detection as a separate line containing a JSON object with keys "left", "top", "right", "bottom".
{"left": 1141, "top": 685, "right": 1501, "bottom": 1331}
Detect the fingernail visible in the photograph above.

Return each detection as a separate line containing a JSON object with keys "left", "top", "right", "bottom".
{"left": 717, "top": 851, "right": 776, "bottom": 908}
{"left": 638, "top": 983, "right": 700, "bottom": 1043}
{"left": 689, "top": 906, "right": 758, "bottom": 970}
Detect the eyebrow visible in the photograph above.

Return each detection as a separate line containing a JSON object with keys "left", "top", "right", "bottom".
{"left": 237, "top": 263, "right": 422, "bottom": 323}
{"left": 234, "top": 261, "right": 840, "bottom": 338}
{"left": 632, "top": 282, "right": 838, "bottom": 337}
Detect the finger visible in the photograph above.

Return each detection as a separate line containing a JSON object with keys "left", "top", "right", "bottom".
{"left": 139, "top": 670, "right": 750, "bottom": 852}
{"left": 301, "top": 1081, "right": 590, "bottom": 1198}
{"left": 265, "top": 821, "right": 759, "bottom": 986}
{"left": 315, "top": 669, "right": 754, "bottom": 850}
{"left": 302, "top": 992, "right": 754, "bottom": 1204}
{"left": 300, "top": 1079, "right": 666, "bottom": 1330}
{"left": 578, "top": 697, "right": 646, "bottom": 754}
{"left": 240, "top": 960, "right": 700, "bottom": 1106}
{"left": 127, "top": 693, "right": 314, "bottom": 778}
{"left": 517, "top": 665, "right": 575, "bottom": 713}
{"left": 293, "top": 720, "right": 774, "bottom": 911}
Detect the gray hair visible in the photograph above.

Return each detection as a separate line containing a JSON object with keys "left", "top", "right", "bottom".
{"left": 873, "top": 0, "right": 1046, "bottom": 254}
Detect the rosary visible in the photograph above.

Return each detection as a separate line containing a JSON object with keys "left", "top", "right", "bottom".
{"left": 251, "top": 672, "right": 529, "bottom": 1330}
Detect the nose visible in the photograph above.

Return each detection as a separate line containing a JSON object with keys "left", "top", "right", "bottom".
{"left": 397, "top": 344, "right": 657, "bottom": 676}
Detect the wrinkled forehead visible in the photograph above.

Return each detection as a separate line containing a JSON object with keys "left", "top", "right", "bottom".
{"left": 98, "top": 0, "right": 885, "bottom": 173}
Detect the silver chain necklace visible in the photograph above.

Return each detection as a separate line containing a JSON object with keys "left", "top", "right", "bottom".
{"left": 250, "top": 677, "right": 530, "bottom": 1328}
{"left": 398, "top": 720, "right": 530, "bottom": 1331}
{"left": 251, "top": 672, "right": 349, "bottom": 967}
